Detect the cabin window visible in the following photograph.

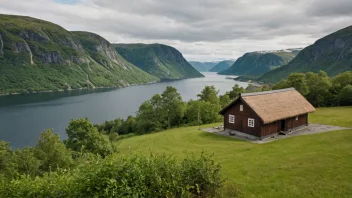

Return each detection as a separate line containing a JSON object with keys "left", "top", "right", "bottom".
{"left": 240, "top": 105, "right": 243, "bottom": 111}
{"left": 248, "top": 118, "right": 255, "bottom": 127}
{"left": 229, "top": 115, "right": 235, "bottom": 124}
{"left": 295, "top": 116, "right": 299, "bottom": 121}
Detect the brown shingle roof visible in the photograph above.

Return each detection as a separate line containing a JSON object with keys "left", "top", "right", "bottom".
{"left": 220, "top": 88, "right": 315, "bottom": 124}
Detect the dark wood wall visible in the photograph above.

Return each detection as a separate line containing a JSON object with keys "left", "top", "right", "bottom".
{"left": 223, "top": 100, "right": 261, "bottom": 137}
{"left": 260, "top": 114, "right": 308, "bottom": 137}
{"left": 285, "top": 114, "right": 308, "bottom": 130}
{"left": 223, "top": 99, "right": 309, "bottom": 138}
{"left": 261, "top": 122, "right": 278, "bottom": 137}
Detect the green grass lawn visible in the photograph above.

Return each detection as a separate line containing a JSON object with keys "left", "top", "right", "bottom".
{"left": 309, "top": 106, "right": 352, "bottom": 127}
{"left": 115, "top": 107, "right": 352, "bottom": 198}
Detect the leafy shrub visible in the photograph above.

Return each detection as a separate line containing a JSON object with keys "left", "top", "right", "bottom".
{"left": 65, "top": 118, "right": 114, "bottom": 157}
{"left": 1, "top": 153, "right": 224, "bottom": 198}
{"left": 180, "top": 153, "right": 223, "bottom": 197}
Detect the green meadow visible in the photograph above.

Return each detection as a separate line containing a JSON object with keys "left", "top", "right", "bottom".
{"left": 115, "top": 107, "right": 352, "bottom": 198}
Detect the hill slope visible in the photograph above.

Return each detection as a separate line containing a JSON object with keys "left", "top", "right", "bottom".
{"left": 259, "top": 25, "right": 352, "bottom": 82}
{"left": 209, "top": 60, "right": 234, "bottom": 72}
{"left": 114, "top": 43, "right": 204, "bottom": 80}
{"left": 116, "top": 107, "right": 352, "bottom": 197}
{"left": 189, "top": 61, "right": 218, "bottom": 72}
{"left": 219, "top": 49, "right": 300, "bottom": 76}
{"left": 0, "top": 15, "right": 158, "bottom": 94}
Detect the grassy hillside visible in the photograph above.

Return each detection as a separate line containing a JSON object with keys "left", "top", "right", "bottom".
{"left": 259, "top": 25, "right": 352, "bottom": 83}
{"left": 115, "top": 107, "right": 352, "bottom": 198}
{"left": 114, "top": 43, "right": 204, "bottom": 80}
{"left": 209, "top": 60, "right": 234, "bottom": 72}
{"left": 219, "top": 50, "right": 299, "bottom": 76}
{"left": 189, "top": 61, "right": 218, "bottom": 72}
{"left": 0, "top": 15, "right": 158, "bottom": 94}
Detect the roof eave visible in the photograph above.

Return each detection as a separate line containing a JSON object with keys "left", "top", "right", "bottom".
{"left": 262, "top": 110, "right": 316, "bottom": 124}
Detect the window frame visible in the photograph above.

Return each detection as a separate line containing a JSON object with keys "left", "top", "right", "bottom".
{"left": 248, "top": 118, "right": 255, "bottom": 127}
{"left": 229, "top": 114, "right": 235, "bottom": 124}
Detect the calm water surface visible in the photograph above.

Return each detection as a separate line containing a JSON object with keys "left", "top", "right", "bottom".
{"left": 0, "top": 73, "right": 249, "bottom": 148}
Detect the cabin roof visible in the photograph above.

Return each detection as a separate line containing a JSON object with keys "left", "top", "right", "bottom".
{"left": 219, "top": 88, "right": 315, "bottom": 124}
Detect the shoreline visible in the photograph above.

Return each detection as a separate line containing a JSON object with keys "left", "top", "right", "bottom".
{"left": 0, "top": 76, "right": 207, "bottom": 97}
{"left": 219, "top": 74, "right": 263, "bottom": 86}
{"left": 0, "top": 80, "right": 160, "bottom": 97}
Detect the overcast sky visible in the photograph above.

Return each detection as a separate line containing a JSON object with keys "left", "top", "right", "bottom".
{"left": 1, "top": 0, "right": 352, "bottom": 61}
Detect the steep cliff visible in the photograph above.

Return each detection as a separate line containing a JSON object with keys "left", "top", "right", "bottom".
{"left": 0, "top": 15, "right": 158, "bottom": 94}
{"left": 259, "top": 26, "right": 352, "bottom": 82}
{"left": 114, "top": 44, "right": 204, "bottom": 80}
{"left": 219, "top": 49, "right": 300, "bottom": 76}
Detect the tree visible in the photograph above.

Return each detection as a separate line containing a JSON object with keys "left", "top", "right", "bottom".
{"left": 65, "top": 118, "right": 114, "bottom": 157}
{"left": 305, "top": 72, "right": 332, "bottom": 107}
{"left": 136, "top": 101, "right": 163, "bottom": 133}
{"left": 337, "top": 85, "right": 352, "bottom": 106}
{"left": 219, "top": 94, "right": 231, "bottom": 108}
{"left": 119, "top": 116, "right": 137, "bottom": 135}
{"left": 0, "top": 141, "right": 16, "bottom": 177}
{"left": 227, "top": 84, "right": 245, "bottom": 100}
{"left": 185, "top": 100, "right": 221, "bottom": 125}
{"left": 261, "top": 84, "right": 271, "bottom": 91}
{"left": 35, "top": 129, "right": 73, "bottom": 172}
{"left": 331, "top": 71, "right": 352, "bottom": 95}
{"left": 185, "top": 100, "right": 203, "bottom": 125}
{"left": 15, "top": 147, "right": 41, "bottom": 177}
{"left": 161, "top": 86, "right": 186, "bottom": 128}
{"left": 197, "top": 86, "right": 219, "bottom": 104}
{"left": 272, "top": 79, "right": 290, "bottom": 90}
{"left": 287, "top": 73, "right": 309, "bottom": 96}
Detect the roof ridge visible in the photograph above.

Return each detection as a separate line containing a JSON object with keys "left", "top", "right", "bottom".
{"left": 241, "top": 87, "right": 295, "bottom": 97}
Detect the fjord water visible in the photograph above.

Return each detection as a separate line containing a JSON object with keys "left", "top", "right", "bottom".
{"left": 0, "top": 73, "right": 249, "bottom": 148}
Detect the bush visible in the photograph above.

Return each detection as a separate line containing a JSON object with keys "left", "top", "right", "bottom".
{"left": 1, "top": 153, "right": 225, "bottom": 198}
{"left": 65, "top": 118, "right": 114, "bottom": 157}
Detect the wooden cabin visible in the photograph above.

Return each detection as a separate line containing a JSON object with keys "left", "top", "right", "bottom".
{"left": 219, "top": 88, "right": 315, "bottom": 140}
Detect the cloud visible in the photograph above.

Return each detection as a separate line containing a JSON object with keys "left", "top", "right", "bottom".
{"left": 0, "top": 0, "right": 351, "bottom": 61}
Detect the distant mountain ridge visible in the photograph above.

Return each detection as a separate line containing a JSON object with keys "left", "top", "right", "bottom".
{"left": 219, "top": 49, "right": 301, "bottom": 76}
{"left": 114, "top": 44, "right": 204, "bottom": 80}
{"left": 209, "top": 60, "right": 234, "bottom": 72}
{"left": 259, "top": 26, "right": 352, "bottom": 82}
{"left": 189, "top": 61, "right": 218, "bottom": 72}
{"left": 255, "top": 48, "right": 302, "bottom": 54}
{"left": 0, "top": 14, "right": 158, "bottom": 94}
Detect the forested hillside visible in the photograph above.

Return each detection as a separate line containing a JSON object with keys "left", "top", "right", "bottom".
{"left": 259, "top": 25, "right": 352, "bottom": 82}
{"left": 0, "top": 15, "right": 159, "bottom": 94}
{"left": 189, "top": 61, "right": 218, "bottom": 72}
{"left": 209, "top": 60, "right": 234, "bottom": 72}
{"left": 114, "top": 43, "right": 204, "bottom": 80}
{"left": 219, "top": 49, "right": 300, "bottom": 76}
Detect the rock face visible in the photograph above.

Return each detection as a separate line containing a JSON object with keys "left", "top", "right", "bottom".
{"left": 0, "top": 14, "right": 159, "bottom": 94}
{"left": 219, "top": 49, "right": 300, "bottom": 76}
{"left": 209, "top": 60, "right": 234, "bottom": 72}
{"left": 259, "top": 25, "right": 352, "bottom": 82}
{"left": 114, "top": 43, "right": 204, "bottom": 80}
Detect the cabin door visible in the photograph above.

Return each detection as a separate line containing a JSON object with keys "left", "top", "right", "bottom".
{"left": 239, "top": 120, "right": 243, "bottom": 131}
{"left": 280, "top": 120, "right": 286, "bottom": 131}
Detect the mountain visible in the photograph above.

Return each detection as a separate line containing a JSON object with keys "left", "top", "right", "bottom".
{"left": 0, "top": 14, "right": 158, "bottom": 94}
{"left": 189, "top": 61, "right": 218, "bottom": 72}
{"left": 219, "top": 49, "right": 301, "bottom": 76}
{"left": 209, "top": 60, "right": 234, "bottom": 72}
{"left": 113, "top": 44, "right": 203, "bottom": 80}
{"left": 259, "top": 25, "right": 352, "bottom": 82}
